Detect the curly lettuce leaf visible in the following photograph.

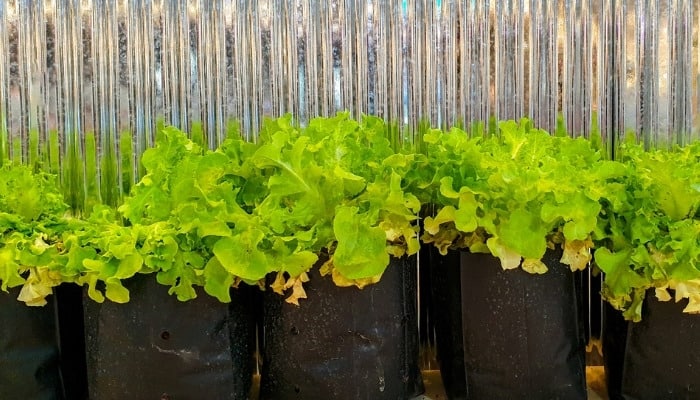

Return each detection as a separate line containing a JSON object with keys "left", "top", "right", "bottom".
{"left": 332, "top": 206, "right": 389, "bottom": 280}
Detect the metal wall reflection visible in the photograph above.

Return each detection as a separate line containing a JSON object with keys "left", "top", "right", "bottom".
{"left": 0, "top": 0, "right": 698, "bottom": 173}
{"left": 616, "top": 0, "right": 700, "bottom": 148}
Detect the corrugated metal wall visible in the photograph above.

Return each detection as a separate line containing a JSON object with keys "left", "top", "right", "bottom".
{"left": 2, "top": 1, "right": 698, "bottom": 170}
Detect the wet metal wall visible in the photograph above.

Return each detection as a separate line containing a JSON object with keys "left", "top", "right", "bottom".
{"left": 0, "top": 0, "right": 699, "bottom": 175}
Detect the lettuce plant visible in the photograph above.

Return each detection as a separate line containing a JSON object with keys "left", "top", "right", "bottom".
{"left": 594, "top": 141, "right": 700, "bottom": 321}
{"left": 0, "top": 164, "right": 70, "bottom": 305}
{"left": 117, "top": 125, "right": 266, "bottom": 302}
{"left": 115, "top": 113, "right": 421, "bottom": 305}
{"left": 248, "top": 113, "right": 421, "bottom": 304}
{"left": 421, "top": 119, "right": 620, "bottom": 274}
{"left": 2, "top": 113, "right": 699, "bottom": 319}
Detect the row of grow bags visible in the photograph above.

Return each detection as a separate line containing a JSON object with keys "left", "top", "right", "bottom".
{"left": 4, "top": 248, "right": 700, "bottom": 399}
{"left": 424, "top": 248, "right": 700, "bottom": 400}
{"left": 0, "top": 253, "right": 584, "bottom": 399}
{"left": 1, "top": 257, "right": 422, "bottom": 400}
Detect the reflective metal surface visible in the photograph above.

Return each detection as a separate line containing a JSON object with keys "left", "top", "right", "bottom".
{"left": 0, "top": 0, "right": 698, "bottom": 168}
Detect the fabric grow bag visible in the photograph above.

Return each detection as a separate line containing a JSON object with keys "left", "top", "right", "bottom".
{"left": 0, "top": 289, "right": 62, "bottom": 400}
{"left": 83, "top": 275, "right": 256, "bottom": 400}
{"left": 621, "top": 293, "right": 700, "bottom": 400}
{"left": 259, "top": 256, "right": 424, "bottom": 400}
{"left": 602, "top": 302, "right": 628, "bottom": 400}
{"left": 55, "top": 283, "right": 89, "bottom": 400}
{"left": 427, "top": 248, "right": 466, "bottom": 399}
{"left": 431, "top": 248, "right": 587, "bottom": 400}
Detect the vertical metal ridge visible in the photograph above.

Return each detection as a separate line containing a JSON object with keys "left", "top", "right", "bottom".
{"left": 317, "top": 0, "right": 332, "bottom": 117}
{"left": 404, "top": 0, "right": 417, "bottom": 136}
{"left": 55, "top": 0, "right": 83, "bottom": 147}
{"left": 611, "top": 0, "right": 626, "bottom": 150}
{"left": 695, "top": 0, "right": 700, "bottom": 142}
{"left": 268, "top": 0, "right": 283, "bottom": 118}
{"left": 337, "top": 0, "right": 352, "bottom": 117}
{"left": 15, "top": 1, "right": 35, "bottom": 161}
{"left": 640, "top": 0, "right": 660, "bottom": 147}
{"left": 495, "top": 0, "right": 525, "bottom": 122}
{"left": 596, "top": 0, "right": 615, "bottom": 155}
{"left": 128, "top": 0, "right": 156, "bottom": 160}
{"left": 0, "top": 1, "right": 8, "bottom": 163}
{"left": 441, "top": 0, "right": 458, "bottom": 128}
{"left": 668, "top": 0, "right": 693, "bottom": 145}
{"left": 424, "top": 0, "right": 439, "bottom": 129}
{"left": 527, "top": 0, "right": 559, "bottom": 132}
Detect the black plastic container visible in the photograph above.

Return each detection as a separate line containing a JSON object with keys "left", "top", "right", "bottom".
{"left": 260, "top": 256, "right": 424, "bottom": 400}
{"left": 431, "top": 248, "right": 587, "bottom": 400}
{"left": 621, "top": 293, "right": 700, "bottom": 400}
{"left": 0, "top": 289, "right": 62, "bottom": 400}
{"left": 83, "top": 275, "right": 256, "bottom": 399}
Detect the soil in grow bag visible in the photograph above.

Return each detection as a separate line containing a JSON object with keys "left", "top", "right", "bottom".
{"left": 432, "top": 248, "right": 587, "bottom": 400}
{"left": 621, "top": 293, "right": 700, "bottom": 400}
{"left": 260, "top": 256, "right": 424, "bottom": 400}
{"left": 0, "top": 289, "right": 62, "bottom": 400}
{"left": 83, "top": 275, "right": 257, "bottom": 400}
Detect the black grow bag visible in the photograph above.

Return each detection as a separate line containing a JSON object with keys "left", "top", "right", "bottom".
{"left": 602, "top": 302, "right": 628, "bottom": 400}
{"left": 427, "top": 248, "right": 466, "bottom": 399}
{"left": 55, "top": 283, "right": 89, "bottom": 400}
{"left": 621, "top": 292, "right": 700, "bottom": 400}
{"left": 0, "top": 289, "right": 62, "bottom": 400}
{"left": 431, "top": 248, "right": 587, "bottom": 400}
{"left": 260, "top": 256, "right": 424, "bottom": 400}
{"left": 83, "top": 275, "right": 256, "bottom": 399}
